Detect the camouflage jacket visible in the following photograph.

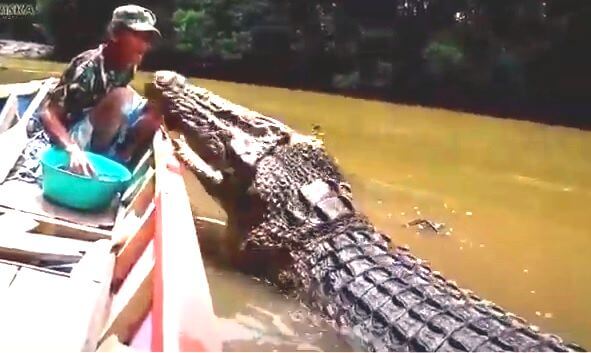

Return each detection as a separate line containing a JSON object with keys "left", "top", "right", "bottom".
{"left": 45, "top": 44, "right": 135, "bottom": 127}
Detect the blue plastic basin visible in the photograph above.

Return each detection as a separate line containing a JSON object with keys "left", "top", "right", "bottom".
{"left": 40, "top": 146, "right": 132, "bottom": 211}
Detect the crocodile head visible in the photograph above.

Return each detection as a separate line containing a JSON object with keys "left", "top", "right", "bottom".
{"left": 151, "top": 70, "right": 303, "bottom": 175}
{"left": 150, "top": 71, "right": 357, "bottom": 275}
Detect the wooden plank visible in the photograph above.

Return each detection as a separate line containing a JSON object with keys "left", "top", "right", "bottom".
{"left": 112, "top": 168, "right": 155, "bottom": 250}
{"left": 0, "top": 258, "right": 69, "bottom": 277}
{"left": 101, "top": 240, "right": 154, "bottom": 345}
{"left": 0, "top": 262, "right": 18, "bottom": 311}
{"left": 0, "top": 262, "right": 18, "bottom": 292}
{"left": 0, "top": 80, "right": 45, "bottom": 98}
{"left": 120, "top": 150, "right": 153, "bottom": 207}
{"left": 131, "top": 149, "right": 153, "bottom": 179}
{"left": 0, "top": 78, "right": 58, "bottom": 183}
{"left": 0, "top": 240, "right": 115, "bottom": 351}
{"left": 0, "top": 180, "right": 117, "bottom": 229}
{"left": 0, "top": 231, "right": 88, "bottom": 264}
{"left": 0, "top": 210, "right": 40, "bottom": 232}
{"left": 113, "top": 201, "right": 128, "bottom": 235}
{"left": 70, "top": 239, "right": 114, "bottom": 281}
{"left": 130, "top": 310, "right": 153, "bottom": 350}
{"left": 112, "top": 202, "right": 155, "bottom": 289}
{"left": 0, "top": 107, "right": 29, "bottom": 183}
{"left": 34, "top": 214, "right": 113, "bottom": 240}
{"left": 0, "top": 205, "right": 113, "bottom": 241}
{"left": 70, "top": 239, "right": 116, "bottom": 351}
{"left": 152, "top": 130, "right": 221, "bottom": 352}
{"left": 121, "top": 167, "right": 155, "bottom": 213}
{"left": 0, "top": 267, "right": 91, "bottom": 351}
{"left": 0, "top": 93, "right": 18, "bottom": 133}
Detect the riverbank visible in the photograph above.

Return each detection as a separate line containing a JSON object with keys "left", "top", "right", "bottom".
{"left": 0, "top": 40, "right": 52, "bottom": 59}
{"left": 1, "top": 39, "right": 589, "bottom": 130}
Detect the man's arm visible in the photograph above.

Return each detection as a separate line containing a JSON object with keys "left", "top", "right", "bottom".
{"left": 40, "top": 100, "right": 76, "bottom": 149}
{"left": 40, "top": 58, "right": 100, "bottom": 176}
{"left": 40, "top": 98, "right": 96, "bottom": 176}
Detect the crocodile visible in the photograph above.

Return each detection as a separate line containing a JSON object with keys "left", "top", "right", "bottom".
{"left": 148, "top": 70, "right": 585, "bottom": 352}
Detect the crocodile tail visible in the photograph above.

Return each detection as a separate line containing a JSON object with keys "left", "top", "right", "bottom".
{"left": 294, "top": 217, "right": 585, "bottom": 352}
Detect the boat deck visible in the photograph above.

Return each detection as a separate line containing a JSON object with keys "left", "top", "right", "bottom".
{"left": 0, "top": 78, "right": 220, "bottom": 351}
{"left": 0, "top": 245, "right": 112, "bottom": 351}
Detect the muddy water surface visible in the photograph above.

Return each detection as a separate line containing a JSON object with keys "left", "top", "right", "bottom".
{"left": 186, "top": 81, "right": 591, "bottom": 350}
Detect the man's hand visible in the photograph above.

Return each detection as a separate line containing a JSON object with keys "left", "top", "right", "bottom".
{"left": 66, "top": 143, "right": 96, "bottom": 177}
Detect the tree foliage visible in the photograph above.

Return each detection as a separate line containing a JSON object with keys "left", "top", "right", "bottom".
{"left": 29, "top": 0, "right": 591, "bottom": 125}
{"left": 172, "top": 0, "right": 282, "bottom": 59}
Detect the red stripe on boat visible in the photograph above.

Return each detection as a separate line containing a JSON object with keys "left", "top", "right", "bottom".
{"left": 152, "top": 131, "right": 221, "bottom": 351}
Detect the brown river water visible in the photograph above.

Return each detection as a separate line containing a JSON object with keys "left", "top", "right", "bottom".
{"left": 1, "top": 59, "right": 590, "bottom": 350}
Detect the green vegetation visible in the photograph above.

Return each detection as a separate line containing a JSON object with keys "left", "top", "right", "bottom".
{"left": 172, "top": 0, "right": 275, "bottom": 59}
{"left": 2, "top": 0, "right": 589, "bottom": 126}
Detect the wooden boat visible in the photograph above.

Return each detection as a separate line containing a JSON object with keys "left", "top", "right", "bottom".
{"left": 0, "top": 78, "right": 221, "bottom": 351}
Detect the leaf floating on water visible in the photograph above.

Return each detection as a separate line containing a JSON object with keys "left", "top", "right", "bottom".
{"left": 399, "top": 244, "right": 411, "bottom": 251}
{"left": 530, "top": 290, "right": 536, "bottom": 294}
{"left": 416, "top": 210, "right": 421, "bottom": 215}
{"left": 234, "top": 313, "right": 267, "bottom": 332}
{"left": 544, "top": 312, "right": 553, "bottom": 319}
{"left": 535, "top": 311, "right": 542, "bottom": 316}
{"left": 216, "top": 318, "right": 259, "bottom": 341}
{"left": 523, "top": 269, "right": 529, "bottom": 274}
{"left": 465, "top": 211, "right": 473, "bottom": 216}
{"left": 401, "top": 212, "right": 406, "bottom": 216}
{"left": 479, "top": 244, "right": 485, "bottom": 248}
{"left": 451, "top": 209, "right": 456, "bottom": 214}
{"left": 443, "top": 203, "right": 448, "bottom": 209}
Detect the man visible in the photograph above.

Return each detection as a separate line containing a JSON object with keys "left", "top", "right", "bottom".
{"left": 40, "top": 4, "right": 162, "bottom": 176}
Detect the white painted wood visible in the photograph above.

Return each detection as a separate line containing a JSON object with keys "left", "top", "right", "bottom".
{"left": 0, "top": 93, "right": 18, "bottom": 133}
{"left": 0, "top": 80, "right": 44, "bottom": 99}
{"left": 0, "top": 230, "right": 89, "bottom": 264}
{"left": 0, "top": 78, "right": 58, "bottom": 183}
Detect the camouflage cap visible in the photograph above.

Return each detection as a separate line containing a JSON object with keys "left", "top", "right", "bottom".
{"left": 110, "top": 4, "right": 161, "bottom": 37}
